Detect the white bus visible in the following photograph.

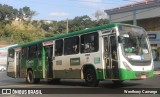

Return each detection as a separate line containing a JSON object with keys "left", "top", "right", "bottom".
{"left": 7, "top": 23, "right": 154, "bottom": 87}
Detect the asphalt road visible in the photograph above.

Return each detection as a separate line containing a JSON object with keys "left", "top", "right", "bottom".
{"left": 0, "top": 71, "right": 160, "bottom": 97}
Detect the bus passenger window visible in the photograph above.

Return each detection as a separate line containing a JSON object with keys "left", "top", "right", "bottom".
{"left": 37, "top": 43, "right": 42, "bottom": 58}
{"left": 80, "top": 32, "right": 99, "bottom": 53}
{"left": 29, "top": 45, "right": 37, "bottom": 58}
{"left": 45, "top": 45, "right": 53, "bottom": 58}
{"left": 72, "top": 45, "right": 78, "bottom": 53}
{"left": 110, "top": 36, "right": 117, "bottom": 60}
{"left": 8, "top": 49, "right": 14, "bottom": 61}
{"left": 55, "top": 39, "right": 63, "bottom": 56}
{"left": 22, "top": 47, "right": 28, "bottom": 59}
{"left": 104, "top": 37, "right": 108, "bottom": 55}
{"left": 64, "top": 36, "right": 79, "bottom": 55}
{"left": 8, "top": 49, "right": 14, "bottom": 58}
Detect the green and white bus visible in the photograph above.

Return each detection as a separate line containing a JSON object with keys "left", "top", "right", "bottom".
{"left": 7, "top": 23, "right": 154, "bottom": 87}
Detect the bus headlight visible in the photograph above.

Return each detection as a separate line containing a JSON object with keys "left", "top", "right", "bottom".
{"left": 123, "top": 62, "right": 133, "bottom": 71}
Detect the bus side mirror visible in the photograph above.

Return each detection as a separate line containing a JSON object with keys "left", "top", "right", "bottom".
{"left": 118, "top": 36, "right": 122, "bottom": 43}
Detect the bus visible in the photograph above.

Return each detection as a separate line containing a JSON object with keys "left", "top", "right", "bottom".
{"left": 7, "top": 23, "right": 154, "bottom": 87}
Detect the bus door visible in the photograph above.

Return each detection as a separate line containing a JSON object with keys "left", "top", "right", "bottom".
{"left": 15, "top": 51, "right": 21, "bottom": 78}
{"left": 43, "top": 41, "right": 55, "bottom": 79}
{"left": 104, "top": 35, "right": 119, "bottom": 79}
{"left": 14, "top": 48, "right": 21, "bottom": 78}
{"left": 7, "top": 49, "right": 16, "bottom": 78}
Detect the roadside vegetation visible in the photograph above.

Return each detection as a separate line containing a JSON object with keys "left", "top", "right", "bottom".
{"left": 0, "top": 4, "right": 108, "bottom": 44}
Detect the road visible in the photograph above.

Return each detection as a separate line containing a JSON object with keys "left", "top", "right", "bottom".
{"left": 0, "top": 71, "right": 160, "bottom": 97}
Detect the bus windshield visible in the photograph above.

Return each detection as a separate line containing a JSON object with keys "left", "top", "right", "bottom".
{"left": 118, "top": 25, "right": 151, "bottom": 61}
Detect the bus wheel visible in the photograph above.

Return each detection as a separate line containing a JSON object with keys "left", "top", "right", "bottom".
{"left": 84, "top": 68, "right": 99, "bottom": 87}
{"left": 26, "top": 70, "right": 40, "bottom": 84}
{"left": 112, "top": 80, "right": 123, "bottom": 85}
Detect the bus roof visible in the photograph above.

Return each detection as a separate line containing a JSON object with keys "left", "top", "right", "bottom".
{"left": 8, "top": 23, "right": 139, "bottom": 50}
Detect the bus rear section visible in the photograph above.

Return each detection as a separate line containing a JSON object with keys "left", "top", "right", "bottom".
{"left": 7, "top": 48, "right": 21, "bottom": 78}
{"left": 7, "top": 43, "right": 54, "bottom": 84}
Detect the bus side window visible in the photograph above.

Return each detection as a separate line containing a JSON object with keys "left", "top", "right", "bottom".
{"left": 37, "top": 43, "right": 42, "bottom": 58}
{"left": 55, "top": 39, "right": 63, "bottom": 56}
{"left": 29, "top": 45, "right": 37, "bottom": 58}
{"left": 8, "top": 49, "right": 14, "bottom": 61}
{"left": 9, "top": 49, "right": 14, "bottom": 58}
{"left": 104, "top": 37, "right": 108, "bottom": 55}
{"left": 80, "top": 32, "right": 99, "bottom": 53}
{"left": 64, "top": 38, "right": 71, "bottom": 55}
{"left": 45, "top": 45, "right": 53, "bottom": 59}
{"left": 64, "top": 36, "right": 79, "bottom": 55}
{"left": 72, "top": 37, "right": 79, "bottom": 54}
{"left": 22, "top": 47, "right": 28, "bottom": 59}
{"left": 110, "top": 36, "right": 117, "bottom": 60}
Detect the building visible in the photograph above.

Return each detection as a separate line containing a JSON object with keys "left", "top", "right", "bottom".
{"left": 104, "top": 0, "right": 160, "bottom": 31}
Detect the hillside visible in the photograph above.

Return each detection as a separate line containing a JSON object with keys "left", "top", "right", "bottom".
{"left": 0, "top": 4, "right": 108, "bottom": 44}
{"left": 0, "top": 21, "right": 46, "bottom": 44}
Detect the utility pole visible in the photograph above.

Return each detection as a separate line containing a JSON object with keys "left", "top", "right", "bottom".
{"left": 66, "top": 18, "right": 68, "bottom": 33}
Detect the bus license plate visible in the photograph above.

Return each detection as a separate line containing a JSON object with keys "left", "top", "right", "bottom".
{"left": 140, "top": 75, "right": 146, "bottom": 79}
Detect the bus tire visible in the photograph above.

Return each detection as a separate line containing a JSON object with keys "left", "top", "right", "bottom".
{"left": 84, "top": 68, "right": 99, "bottom": 87}
{"left": 26, "top": 70, "right": 40, "bottom": 84}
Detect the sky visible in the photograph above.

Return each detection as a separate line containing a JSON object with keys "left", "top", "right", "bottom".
{"left": 0, "top": 0, "right": 142, "bottom": 21}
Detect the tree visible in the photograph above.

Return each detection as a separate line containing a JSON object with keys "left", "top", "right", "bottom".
{"left": 40, "top": 23, "right": 51, "bottom": 31}
{"left": 0, "top": 4, "right": 36, "bottom": 22}
{"left": 18, "top": 6, "right": 36, "bottom": 21}
{"left": 95, "top": 19, "right": 109, "bottom": 26}
{"left": 69, "top": 15, "right": 94, "bottom": 32}
{"left": 0, "top": 4, "right": 17, "bottom": 21}
{"left": 94, "top": 10, "right": 108, "bottom": 21}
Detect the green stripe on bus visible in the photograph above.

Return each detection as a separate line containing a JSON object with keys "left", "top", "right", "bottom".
{"left": 119, "top": 68, "right": 154, "bottom": 80}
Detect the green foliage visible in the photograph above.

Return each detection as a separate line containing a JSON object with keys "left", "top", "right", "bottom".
{"left": 0, "top": 4, "right": 36, "bottom": 22}
{"left": 19, "top": 6, "right": 36, "bottom": 21}
{"left": 0, "top": 21, "right": 46, "bottom": 44}
{"left": 0, "top": 3, "right": 44, "bottom": 44}
{"left": 0, "top": 4, "right": 18, "bottom": 21}
{"left": 41, "top": 15, "right": 109, "bottom": 35}
{"left": 0, "top": 3, "right": 109, "bottom": 44}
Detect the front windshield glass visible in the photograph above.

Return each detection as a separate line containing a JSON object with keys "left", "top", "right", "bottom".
{"left": 118, "top": 25, "right": 151, "bottom": 61}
